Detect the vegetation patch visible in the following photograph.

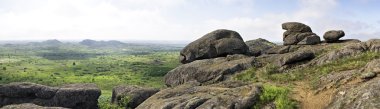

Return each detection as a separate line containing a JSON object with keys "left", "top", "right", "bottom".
{"left": 236, "top": 52, "right": 380, "bottom": 89}
{"left": 254, "top": 85, "right": 297, "bottom": 109}
{"left": 119, "top": 96, "right": 131, "bottom": 108}
{"left": 234, "top": 64, "right": 279, "bottom": 82}
{"left": 98, "top": 90, "right": 124, "bottom": 109}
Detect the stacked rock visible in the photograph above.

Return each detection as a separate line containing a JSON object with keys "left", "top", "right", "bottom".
{"left": 282, "top": 22, "right": 321, "bottom": 45}
{"left": 323, "top": 30, "right": 345, "bottom": 43}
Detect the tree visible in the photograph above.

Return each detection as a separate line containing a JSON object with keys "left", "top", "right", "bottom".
{"left": 73, "top": 62, "right": 76, "bottom": 66}
{"left": 2, "top": 67, "right": 6, "bottom": 70}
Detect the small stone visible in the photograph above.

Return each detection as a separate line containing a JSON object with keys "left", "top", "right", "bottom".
{"left": 338, "top": 91, "right": 346, "bottom": 95}
{"left": 360, "top": 72, "right": 376, "bottom": 80}
{"left": 373, "top": 68, "right": 380, "bottom": 73}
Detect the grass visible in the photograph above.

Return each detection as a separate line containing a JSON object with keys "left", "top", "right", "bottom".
{"left": 234, "top": 64, "right": 279, "bottom": 82}
{"left": 254, "top": 85, "right": 297, "bottom": 109}
{"left": 0, "top": 52, "right": 179, "bottom": 89}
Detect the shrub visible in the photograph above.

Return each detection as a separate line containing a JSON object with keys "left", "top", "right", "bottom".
{"left": 118, "top": 96, "right": 131, "bottom": 108}
{"left": 98, "top": 91, "right": 123, "bottom": 109}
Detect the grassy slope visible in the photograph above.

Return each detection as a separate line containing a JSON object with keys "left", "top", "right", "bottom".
{"left": 0, "top": 43, "right": 180, "bottom": 109}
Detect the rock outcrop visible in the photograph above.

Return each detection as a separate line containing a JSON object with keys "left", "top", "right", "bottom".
{"left": 136, "top": 81, "right": 262, "bottom": 109}
{"left": 111, "top": 85, "right": 159, "bottom": 109}
{"left": 323, "top": 30, "right": 345, "bottom": 43}
{"left": 265, "top": 45, "right": 304, "bottom": 54}
{"left": 311, "top": 59, "right": 380, "bottom": 109}
{"left": 366, "top": 39, "right": 380, "bottom": 52}
{"left": 1, "top": 103, "right": 68, "bottom": 109}
{"left": 327, "top": 59, "right": 380, "bottom": 109}
{"left": 282, "top": 22, "right": 321, "bottom": 45}
{"left": 328, "top": 78, "right": 380, "bottom": 109}
{"left": 180, "top": 29, "right": 249, "bottom": 64}
{"left": 245, "top": 38, "right": 277, "bottom": 56}
{"left": 164, "top": 54, "right": 259, "bottom": 87}
{"left": 312, "top": 39, "right": 380, "bottom": 65}
{"left": 0, "top": 82, "right": 101, "bottom": 109}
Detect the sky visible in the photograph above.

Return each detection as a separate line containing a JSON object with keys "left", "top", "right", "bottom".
{"left": 0, "top": 0, "right": 379, "bottom": 42}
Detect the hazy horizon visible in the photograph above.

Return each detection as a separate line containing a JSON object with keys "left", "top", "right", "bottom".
{"left": 0, "top": 0, "right": 379, "bottom": 41}
{"left": 0, "top": 39, "right": 194, "bottom": 45}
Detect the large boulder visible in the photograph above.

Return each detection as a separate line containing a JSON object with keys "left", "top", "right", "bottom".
{"left": 1, "top": 103, "right": 68, "bottom": 109}
{"left": 180, "top": 29, "right": 249, "bottom": 64}
{"left": 165, "top": 54, "right": 259, "bottom": 87}
{"left": 282, "top": 22, "right": 312, "bottom": 32}
{"left": 136, "top": 81, "right": 262, "bottom": 109}
{"left": 0, "top": 82, "right": 101, "bottom": 109}
{"left": 282, "top": 22, "right": 321, "bottom": 45}
{"left": 323, "top": 30, "right": 345, "bottom": 43}
{"left": 245, "top": 38, "right": 277, "bottom": 56}
{"left": 111, "top": 85, "right": 159, "bottom": 109}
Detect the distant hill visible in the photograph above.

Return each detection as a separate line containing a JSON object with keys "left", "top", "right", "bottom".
{"left": 79, "top": 39, "right": 126, "bottom": 48}
{"left": 25, "top": 39, "right": 63, "bottom": 47}
{"left": 41, "top": 39, "right": 62, "bottom": 45}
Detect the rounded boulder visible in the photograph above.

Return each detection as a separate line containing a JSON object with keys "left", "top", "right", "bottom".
{"left": 323, "top": 30, "right": 345, "bottom": 43}
{"left": 180, "top": 29, "right": 249, "bottom": 64}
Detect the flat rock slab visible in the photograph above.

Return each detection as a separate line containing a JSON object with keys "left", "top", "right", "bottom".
{"left": 164, "top": 54, "right": 259, "bottom": 87}
{"left": 136, "top": 81, "right": 262, "bottom": 109}
{"left": 278, "top": 50, "right": 315, "bottom": 66}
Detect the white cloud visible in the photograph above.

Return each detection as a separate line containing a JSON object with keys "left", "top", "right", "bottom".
{"left": 197, "top": 0, "right": 339, "bottom": 42}
{"left": 0, "top": 0, "right": 186, "bottom": 40}
{"left": 201, "top": 14, "right": 289, "bottom": 42}
{"left": 200, "top": 0, "right": 380, "bottom": 42}
{"left": 350, "top": 32, "right": 380, "bottom": 41}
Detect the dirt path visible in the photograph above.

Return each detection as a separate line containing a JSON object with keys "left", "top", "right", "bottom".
{"left": 291, "top": 82, "right": 335, "bottom": 109}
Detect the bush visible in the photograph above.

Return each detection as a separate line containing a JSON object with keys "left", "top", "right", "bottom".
{"left": 98, "top": 91, "right": 123, "bottom": 109}
{"left": 118, "top": 96, "right": 131, "bottom": 108}
{"left": 2, "top": 67, "right": 6, "bottom": 70}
